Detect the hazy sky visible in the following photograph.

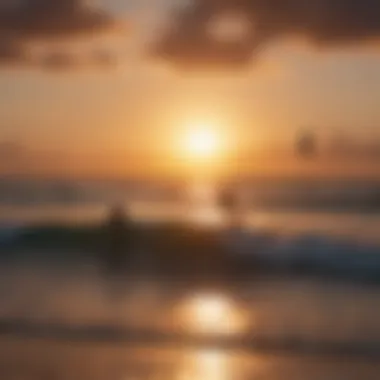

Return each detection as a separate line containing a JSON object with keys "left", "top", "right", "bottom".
{"left": 1, "top": 0, "right": 380, "bottom": 178}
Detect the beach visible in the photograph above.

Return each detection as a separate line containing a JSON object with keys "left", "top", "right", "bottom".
{"left": 0, "top": 180, "right": 379, "bottom": 378}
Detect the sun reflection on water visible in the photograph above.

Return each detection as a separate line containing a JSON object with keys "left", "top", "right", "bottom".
{"left": 177, "top": 292, "right": 245, "bottom": 335}
{"left": 178, "top": 349, "right": 229, "bottom": 380}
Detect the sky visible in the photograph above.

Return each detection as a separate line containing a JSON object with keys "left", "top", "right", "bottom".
{"left": 1, "top": 0, "right": 380, "bottom": 179}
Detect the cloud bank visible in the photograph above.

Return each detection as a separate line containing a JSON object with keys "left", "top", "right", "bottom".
{"left": 0, "top": 0, "right": 120, "bottom": 67}
{"left": 153, "top": 0, "right": 380, "bottom": 67}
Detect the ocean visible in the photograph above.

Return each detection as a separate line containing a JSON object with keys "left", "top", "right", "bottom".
{"left": 0, "top": 177, "right": 379, "bottom": 379}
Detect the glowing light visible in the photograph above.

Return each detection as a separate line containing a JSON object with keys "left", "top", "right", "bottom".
{"left": 193, "top": 295, "right": 229, "bottom": 326}
{"left": 179, "top": 293, "right": 242, "bottom": 335}
{"left": 184, "top": 126, "right": 221, "bottom": 160}
{"left": 180, "top": 350, "right": 228, "bottom": 380}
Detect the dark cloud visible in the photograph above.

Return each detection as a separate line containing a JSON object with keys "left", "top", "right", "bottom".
{"left": 153, "top": 0, "right": 380, "bottom": 68}
{"left": 39, "top": 51, "right": 84, "bottom": 70}
{"left": 0, "top": 38, "right": 30, "bottom": 64}
{"left": 39, "top": 49, "right": 118, "bottom": 71}
{"left": 296, "top": 130, "right": 318, "bottom": 159}
{"left": 0, "top": 0, "right": 120, "bottom": 67}
{"left": 0, "top": 0, "right": 117, "bottom": 38}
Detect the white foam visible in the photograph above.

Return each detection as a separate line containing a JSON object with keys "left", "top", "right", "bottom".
{"left": 223, "top": 228, "right": 380, "bottom": 277}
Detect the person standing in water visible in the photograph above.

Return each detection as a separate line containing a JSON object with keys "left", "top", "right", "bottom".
{"left": 216, "top": 185, "right": 248, "bottom": 279}
{"left": 217, "top": 186, "right": 242, "bottom": 229}
{"left": 103, "top": 204, "right": 135, "bottom": 279}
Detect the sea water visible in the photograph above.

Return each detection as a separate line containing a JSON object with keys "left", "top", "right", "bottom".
{"left": 0, "top": 177, "right": 379, "bottom": 379}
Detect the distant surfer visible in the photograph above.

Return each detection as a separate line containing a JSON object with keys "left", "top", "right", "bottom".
{"left": 217, "top": 186, "right": 242, "bottom": 228}
{"left": 216, "top": 185, "right": 248, "bottom": 279}
{"left": 102, "top": 204, "right": 135, "bottom": 278}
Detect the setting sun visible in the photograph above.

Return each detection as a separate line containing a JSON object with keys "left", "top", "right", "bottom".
{"left": 184, "top": 126, "right": 221, "bottom": 160}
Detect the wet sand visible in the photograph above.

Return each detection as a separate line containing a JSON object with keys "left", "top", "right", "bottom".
{"left": 0, "top": 253, "right": 379, "bottom": 379}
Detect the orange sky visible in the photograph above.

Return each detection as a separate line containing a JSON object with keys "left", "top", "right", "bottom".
{"left": 1, "top": 1, "right": 380, "bottom": 180}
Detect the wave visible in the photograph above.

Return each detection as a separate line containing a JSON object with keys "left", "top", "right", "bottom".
{"left": 225, "top": 229, "right": 380, "bottom": 283}
{"left": 0, "top": 317, "right": 378, "bottom": 358}
{"left": 0, "top": 223, "right": 379, "bottom": 285}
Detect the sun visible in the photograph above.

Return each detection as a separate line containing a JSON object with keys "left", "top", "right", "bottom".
{"left": 184, "top": 126, "right": 220, "bottom": 160}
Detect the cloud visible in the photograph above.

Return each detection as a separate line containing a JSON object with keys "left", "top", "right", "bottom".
{"left": 0, "top": 0, "right": 117, "bottom": 38}
{"left": 295, "top": 130, "right": 318, "bottom": 159}
{"left": 39, "top": 51, "right": 81, "bottom": 70}
{"left": 153, "top": 0, "right": 380, "bottom": 68}
{"left": 38, "top": 49, "right": 117, "bottom": 71}
{"left": 0, "top": 0, "right": 120, "bottom": 67}
{"left": 0, "top": 38, "right": 30, "bottom": 64}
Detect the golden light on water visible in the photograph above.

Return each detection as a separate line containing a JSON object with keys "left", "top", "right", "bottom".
{"left": 179, "top": 293, "right": 244, "bottom": 335}
{"left": 190, "top": 295, "right": 230, "bottom": 331}
{"left": 179, "top": 349, "right": 229, "bottom": 380}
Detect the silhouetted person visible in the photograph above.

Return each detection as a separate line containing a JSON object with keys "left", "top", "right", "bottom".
{"left": 216, "top": 186, "right": 247, "bottom": 279}
{"left": 103, "top": 204, "right": 134, "bottom": 278}
{"left": 217, "top": 186, "right": 242, "bottom": 228}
